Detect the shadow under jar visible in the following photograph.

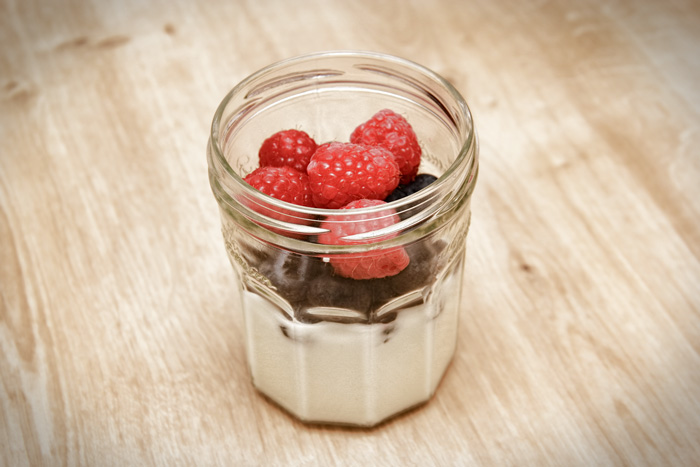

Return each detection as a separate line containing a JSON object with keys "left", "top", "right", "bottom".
{"left": 207, "top": 51, "right": 478, "bottom": 427}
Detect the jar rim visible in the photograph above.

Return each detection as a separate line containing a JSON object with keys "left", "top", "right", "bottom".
{"left": 208, "top": 50, "right": 478, "bottom": 248}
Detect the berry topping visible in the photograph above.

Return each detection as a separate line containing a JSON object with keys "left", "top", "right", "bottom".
{"left": 350, "top": 109, "right": 422, "bottom": 185}
{"left": 258, "top": 251, "right": 322, "bottom": 305}
{"left": 306, "top": 274, "right": 373, "bottom": 318}
{"left": 243, "top": 166, "right": 314, "bottom": 232}
{"left": 385, "top": 174, "right": 438, "bottom": 202}
{"left": 258, "top": 129, "right": 318, "bottom": 174}
{"left": 307, "top": 142, "right": 400, "bottom": 209}
{"left": 384, "top": 239, "right": 446, "bottom": 296}
{"left": 318, "top": 199, "right": 410, "bottom": 280}
{"left": 243, "top": 166, "right": 314, "bottom": 207}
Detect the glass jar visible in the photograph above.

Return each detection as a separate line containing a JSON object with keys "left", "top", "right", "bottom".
{"left": 207, "top": 51, "right": 478, "bottom": 427}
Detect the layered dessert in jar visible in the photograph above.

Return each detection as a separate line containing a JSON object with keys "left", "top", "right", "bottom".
{"left": 207, "top": 52, "right": 478, "bottom": 427}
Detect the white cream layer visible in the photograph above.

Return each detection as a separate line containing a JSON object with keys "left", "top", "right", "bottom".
{"left": 241, "top": 271, "right": 461, "bottom": 426}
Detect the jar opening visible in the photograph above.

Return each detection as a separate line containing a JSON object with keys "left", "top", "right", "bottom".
{"left": 207, "top": 51, "right": 478, "bottom": 252}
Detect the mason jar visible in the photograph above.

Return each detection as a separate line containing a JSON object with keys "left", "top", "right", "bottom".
{"left": 207, "top": 51, "right": 478, "bottom": 427}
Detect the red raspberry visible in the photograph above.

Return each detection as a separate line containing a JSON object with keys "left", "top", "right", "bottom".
{"left": 350, "top": 109, "right": 422, "bottom": 185}
{"left": 318, "top": 199, "right": 410, "bottom": 280}
{"left": 244, "top": 166, "right": 313, "bottom": 207}
{"left": 307, "top": 142, "right": 400, "bottom": 209}
{"left": 243, "top": 166, "right": 314, "bottom": 230}
{"left": 259, "top": 129, "right": 317, "bottom": 174}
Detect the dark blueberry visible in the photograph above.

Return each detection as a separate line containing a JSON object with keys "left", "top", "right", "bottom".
{"left": 306, "top": 272, "right": 373, "bottom": 313}
{"left": 384, "top": 239, "right": 447, "bottom": 296}
{"left": 385, "top": 174, "right": 438, "bottom": 202}
{"left": 237, "top": 239, "right": 272, "bottom": 266}
{"left": 258, "top": 251, "right": 322, "bottom": 303}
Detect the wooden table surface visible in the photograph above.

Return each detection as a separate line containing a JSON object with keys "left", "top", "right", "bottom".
{"left": 2, "top": 0, "right": 699, "bottom": 465}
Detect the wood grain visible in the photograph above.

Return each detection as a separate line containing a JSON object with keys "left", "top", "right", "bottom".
{"left": 1, "top": 0, "right": 699, "bottom": 465}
